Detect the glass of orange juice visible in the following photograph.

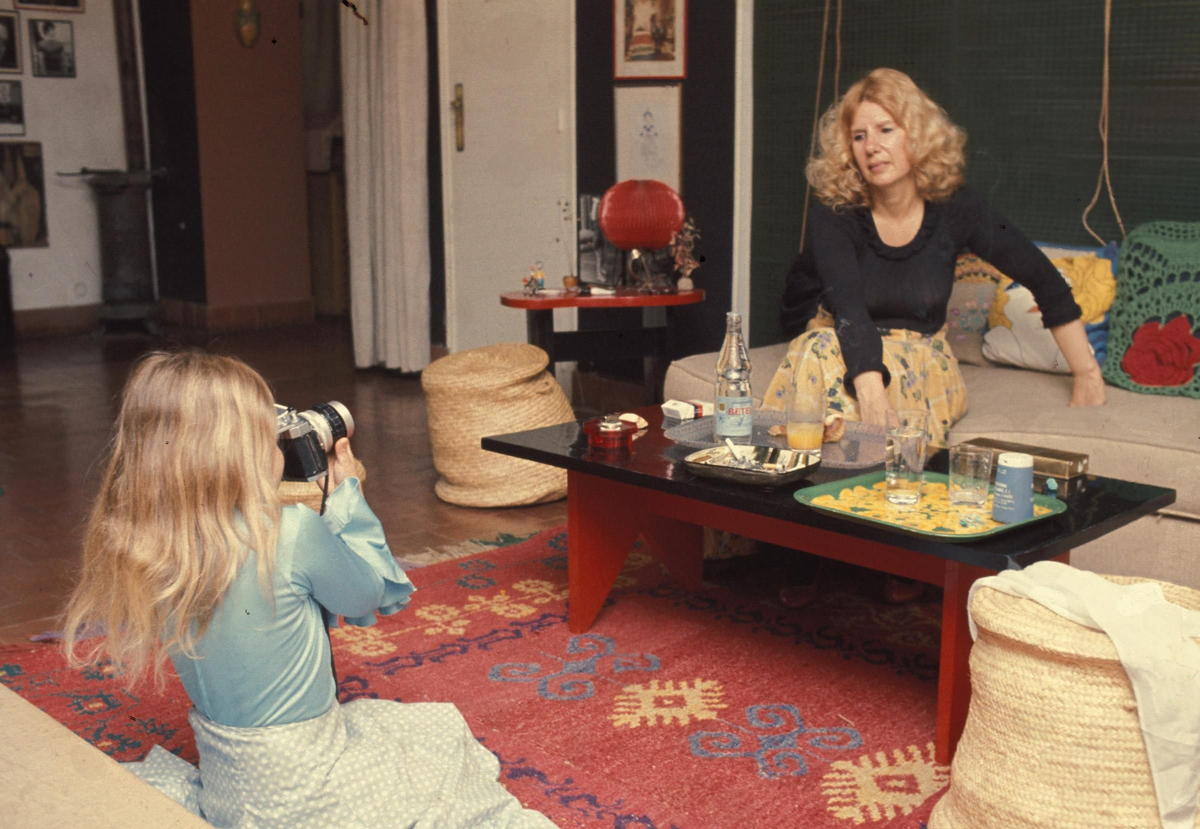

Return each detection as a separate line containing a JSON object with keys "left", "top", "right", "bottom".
{"left": 786, "top": 376, "right": 824, "bottom": 452}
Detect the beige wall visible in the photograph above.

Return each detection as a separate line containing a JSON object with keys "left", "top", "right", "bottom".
{"left": 189, "top": 0, "right": 310, "bottom": 316}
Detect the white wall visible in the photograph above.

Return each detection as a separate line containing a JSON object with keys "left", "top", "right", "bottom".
{"left": 6, "top": 0, "right": 125, "bottom": 312}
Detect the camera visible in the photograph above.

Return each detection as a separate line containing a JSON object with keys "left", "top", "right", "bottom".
{"left": 275, "top": 401, "right": 355, "bottom": 482}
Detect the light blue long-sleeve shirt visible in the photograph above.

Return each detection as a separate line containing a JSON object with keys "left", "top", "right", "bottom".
{"left": 168, "top": 478, "right": 414, "bottom": 728}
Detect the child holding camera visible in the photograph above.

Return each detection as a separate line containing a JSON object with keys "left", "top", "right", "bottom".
{"left": 61, "top": 350, "right": 555, "bottom": 828}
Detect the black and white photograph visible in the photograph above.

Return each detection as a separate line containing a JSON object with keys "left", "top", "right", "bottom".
{"left": 29, "top": 18, "right": 74, "bottom": 78}
{"left": 15, "top": 0, "right": 84, "bottom": 12}
{"left": 0, "top": 81, "right": 25, "bottom": 136}
{"left": 0, "top": 141, "right": 47, "bottom": 247}
{"left": 0, "top": 12, "right": 21, "bottom": 73}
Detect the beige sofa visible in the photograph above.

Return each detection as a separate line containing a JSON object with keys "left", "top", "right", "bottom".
{"left": 664, "top": 344, "right": 1199, "bottom": 589}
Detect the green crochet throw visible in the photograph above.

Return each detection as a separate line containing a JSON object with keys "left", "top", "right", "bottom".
{"left": 1102, "top": 222, "right": 1200, "bottom": 398}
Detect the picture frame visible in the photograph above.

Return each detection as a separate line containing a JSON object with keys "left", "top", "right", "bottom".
{"left": 0, "top": 141, "right": 48, "bottom": 248}
{"left": 0, "top": 80, "right": 25, "bottom": 136}
{"left": 15, "top": 0, "right": 84, "bottom": 12}
{"left": 0, "top": 12, "right": 21, "bottom": 74}
{"left": 613, "top": 0, "right": 685, "bottom": 80}
{"left": 614, "top": 83, "right": 681, "bottom": 192}
{"left": 28, "top": 18, "right": 74, "bottom": 78}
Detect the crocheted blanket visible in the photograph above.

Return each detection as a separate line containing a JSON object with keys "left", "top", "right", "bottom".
{"left": 1103, "top": 222, "right": 1200, "bottom": 397}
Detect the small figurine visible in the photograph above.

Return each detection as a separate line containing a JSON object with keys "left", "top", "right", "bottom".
{"left": 524, "top": 261, "right": 547, "bottom": 295}
{"left": 671, "top": 216, "right": 702, "bottom": 291}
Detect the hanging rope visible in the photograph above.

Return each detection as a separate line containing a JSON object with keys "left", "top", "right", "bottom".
{"left": 799, "top": 0, "right": 843, "bottom": 253}
{"left": 1081, "top": 0, "right": 1125, "bottom": 244}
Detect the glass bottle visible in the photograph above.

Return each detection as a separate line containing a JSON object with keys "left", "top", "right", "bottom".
{"left": 714, "top": 312, "right": 753, "bottom": 444}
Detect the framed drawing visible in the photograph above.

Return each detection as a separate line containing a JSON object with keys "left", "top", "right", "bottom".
{"left": 0, "top": 141, "right": 48, "bottom": 248}
{"left": 614, "top": 0, "right": 685, "bottom": 80}
{"left": 15, "top": 1, "right": 84, "bottom": 12}
{"left": 0, "top": 81, "right": 25, "bottom": 136}
{"left": 614, "top": 83, "right": 681, "bottom": 192}
{"left": 0, "top": 13, "right": 21, "bottom": 74}
{"left": 29, "top": 18, "right": 74, "bottom": 78}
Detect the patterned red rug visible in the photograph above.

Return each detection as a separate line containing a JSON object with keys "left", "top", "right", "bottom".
{"left": 1, "top": 527, "right": 948, "bottom": 828}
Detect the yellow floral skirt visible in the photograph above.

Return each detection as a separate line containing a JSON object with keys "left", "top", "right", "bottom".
{"left": 760, "top": 324, "right": 968, "bottom": 448}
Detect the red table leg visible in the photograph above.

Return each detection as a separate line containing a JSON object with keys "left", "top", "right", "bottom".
{"left": 935, "top": 560, "right": 990, "bottom": 765}
{"left": 566, "top": 471, "right": 705, "bottom": 632}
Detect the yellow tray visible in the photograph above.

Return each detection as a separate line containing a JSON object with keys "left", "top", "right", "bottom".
{"left": 794, "top": 471, "right": 1066, "bottom": 540}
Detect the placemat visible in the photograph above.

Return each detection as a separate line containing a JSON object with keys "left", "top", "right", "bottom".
{"left": 794, "top": 471, "right": 1067, "bottom": 540}
{"left": 664, "top": 413, "right": 885, "bottom": 469}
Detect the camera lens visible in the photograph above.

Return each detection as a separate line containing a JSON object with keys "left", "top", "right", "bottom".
{"left": 300, "top": 401, "right": 354, "bottom": 452}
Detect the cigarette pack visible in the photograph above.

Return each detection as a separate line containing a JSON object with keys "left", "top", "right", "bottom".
{"left": 661, "top": 399, "right": 713, "bottom": 420}
{"left": 959, "top": 438, "right": 1089, "bottom": 480}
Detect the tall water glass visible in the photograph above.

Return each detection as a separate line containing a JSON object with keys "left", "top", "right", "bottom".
{"left": 885, "top": 409, "right": 929, "bottom": 506}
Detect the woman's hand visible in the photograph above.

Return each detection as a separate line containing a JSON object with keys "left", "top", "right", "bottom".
{"left": 852, "top": 371, "right": 893, "bottom": 427}
{"left": 1069, "top": 365, "right": 1107, "bottom": 408}
{"left": 326, "top": 437, "right": 358, "bottom": 492}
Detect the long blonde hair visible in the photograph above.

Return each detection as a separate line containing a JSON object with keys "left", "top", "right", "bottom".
{"left": 62, "top": 350, "right": 283, "bottom": 688}
{"left": 807, "top": 68, "right": 966, "bottom": 209}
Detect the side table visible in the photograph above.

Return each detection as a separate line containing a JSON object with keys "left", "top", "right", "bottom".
{"left": 499, "top": 288, "right": 706, "bottom": 404}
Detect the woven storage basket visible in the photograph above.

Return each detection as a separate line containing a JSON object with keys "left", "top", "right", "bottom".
{"left": 420, "top": 343, "right": 574, "bottom": 507}
{"left": 929, "top": 574, "right": 1200, "bottom": 828}
{"left": 278, "top": 459, "right": 367, "bottom": 513}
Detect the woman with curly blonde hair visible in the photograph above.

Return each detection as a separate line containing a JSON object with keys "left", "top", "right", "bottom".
{"left": 61, "top": 350, "right": 554, "bottom": 828}
{"left": 761, "top": 68, "right": 1106, "bottom": 606}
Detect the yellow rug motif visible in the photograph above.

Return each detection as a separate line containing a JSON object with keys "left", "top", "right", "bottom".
{"left": 821, "top": 742, "right": 950, "bottom": 824}
{"left": 610, "top": 679, "right": 727, "bottom": 729}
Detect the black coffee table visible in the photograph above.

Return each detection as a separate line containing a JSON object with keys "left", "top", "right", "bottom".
{"left": 482, "top": 407, "right": 1175, "bottom": 763}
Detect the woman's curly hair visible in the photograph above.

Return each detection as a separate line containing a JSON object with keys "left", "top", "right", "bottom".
{"left": 806, "top": 68, "right": 966, "bottom": 210}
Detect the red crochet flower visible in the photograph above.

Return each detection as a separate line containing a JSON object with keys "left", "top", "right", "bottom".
{"left": 1121, "top": 315, "right": 1200, "bottom": 387}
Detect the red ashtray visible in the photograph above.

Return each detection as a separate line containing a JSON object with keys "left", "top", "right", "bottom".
{"left": 582, "top": 415, "right": 637, "bottom": 452}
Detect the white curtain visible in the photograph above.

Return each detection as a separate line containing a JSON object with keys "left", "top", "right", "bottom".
{"left": 341, "top": 0, "right": 431, "bottom": 372}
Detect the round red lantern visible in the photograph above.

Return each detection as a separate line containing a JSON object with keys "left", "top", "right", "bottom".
{"left": 597, "top": 180, "right": 685, "bottom": 251}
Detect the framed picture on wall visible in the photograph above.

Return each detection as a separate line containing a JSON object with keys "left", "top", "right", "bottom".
{"left": 0, "top": 13, "right": 21, "bottom": 74}
{"left": 614, "top": 83, "right": 681, "bottom": 192}
{"left": 614, "top": 0, "right": 685, "bottom": 80}
{"left": 0, "top": 141, "right": 48, "bottom": 248}
{"left": 15, "top": 1, "right": 84, "bottom": 12}
{"left": 28, "top": 18, "right": 74, "bottom": 78}
{"left": 0, "top": 81, "right": 25, "bottom": 136}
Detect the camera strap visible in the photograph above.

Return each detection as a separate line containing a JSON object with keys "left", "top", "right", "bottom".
{"left": 318, "top": 472, "right": 330, "bottom": 516}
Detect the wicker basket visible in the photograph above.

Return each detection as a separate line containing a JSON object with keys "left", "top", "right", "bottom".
{"left": 929, "top": 574, "right": 1200, "bottom": 828}
{"left": 420, "top": 343, "right": 574, "bottom": 507}
{"left": 278, "top": 459, "right": 367, "bottom": 513}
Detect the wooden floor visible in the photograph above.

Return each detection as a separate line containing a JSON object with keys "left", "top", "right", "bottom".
{"left": 0, "top": 319, "right": 568, "bottom": 645}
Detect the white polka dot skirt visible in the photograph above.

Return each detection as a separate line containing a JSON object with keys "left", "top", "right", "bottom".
{"left": 123, "top": 700, "right": 557, "bottom": 828}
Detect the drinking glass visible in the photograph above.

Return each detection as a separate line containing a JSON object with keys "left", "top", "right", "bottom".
{"left": 785, "top": 375, "right": 824, "bottom": 453}
{"left": 948, "top": 444, "right": 993, "bottom": 508}
{"left": 885, "top": 409, "right": 929, "bottom": 506}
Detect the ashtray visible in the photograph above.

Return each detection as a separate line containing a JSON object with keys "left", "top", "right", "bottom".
{"left": 582, "top": 414, "right": 638, "bottom": 452}
{"left": 682, "top": 443, "right": 822, "bottom": 487}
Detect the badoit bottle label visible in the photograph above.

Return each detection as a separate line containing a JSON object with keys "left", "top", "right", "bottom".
{"left": 716, "top": 396, "right": 753, "bottom": 437}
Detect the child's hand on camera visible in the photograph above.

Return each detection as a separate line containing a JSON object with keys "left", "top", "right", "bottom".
{"left": 327, "top": 437, "right": 358, "bottom": 492}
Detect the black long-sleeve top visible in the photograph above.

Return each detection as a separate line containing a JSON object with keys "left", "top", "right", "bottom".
{"left": 779, "top": 186, "right": 1082, "bottom": 394}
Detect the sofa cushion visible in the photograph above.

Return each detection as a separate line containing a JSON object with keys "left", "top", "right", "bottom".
{"left": 947, "top": 253, "right": 1007, "bottom": 365}
{"left": 664, "top": 344, "right": 1198, "bottom": 519}
{"left": 952, "top": 363, "right": 1199, "bottom": 519}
